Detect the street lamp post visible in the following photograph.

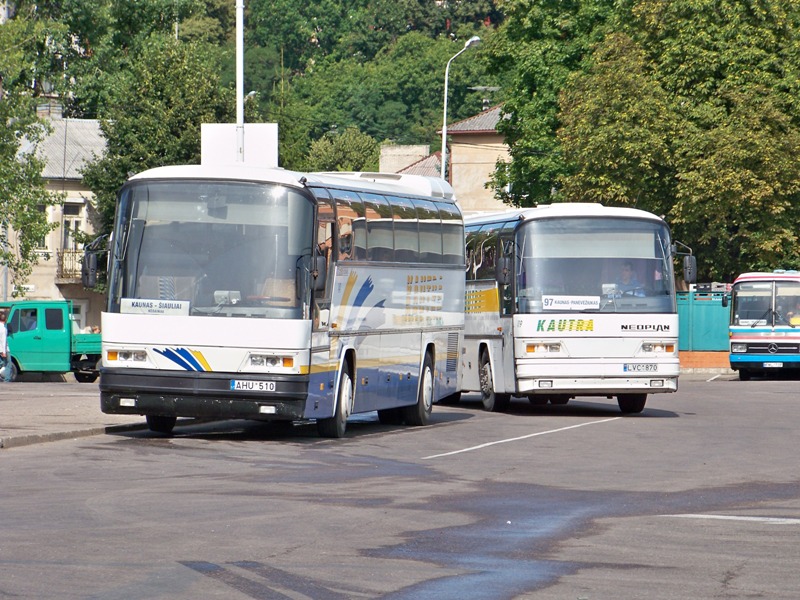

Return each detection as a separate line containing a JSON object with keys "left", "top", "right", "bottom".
{"left": 441, "top": 35, "right": 481, "bottom": 180}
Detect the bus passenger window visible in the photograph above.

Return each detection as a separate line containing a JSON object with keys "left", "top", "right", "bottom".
{"left": 334, "top": 192, "right": 364, "bottom": 261}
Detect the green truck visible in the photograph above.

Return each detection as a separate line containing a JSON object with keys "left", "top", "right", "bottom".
{"left": 1, "top": 300, "right": 101, "bottom": 383}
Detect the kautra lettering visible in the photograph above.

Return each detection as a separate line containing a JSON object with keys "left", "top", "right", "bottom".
{"left": 536, "top": 319, "right": 594, "bottom": 332}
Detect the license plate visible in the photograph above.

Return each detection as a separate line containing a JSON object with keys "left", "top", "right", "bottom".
{"left": 624, "top": 363, "right": 657, "bottom": 372}
{"left": 763, "top": 362, "right": 783, "bottom": 368}
{"left": 230, "top": 380, "right": 276, "bottom": 392}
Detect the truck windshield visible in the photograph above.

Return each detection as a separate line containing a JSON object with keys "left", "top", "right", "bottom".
{"left": 515, "top": 217, "right": 676, "bottom": 314}
{"left": 107, "top": 180, "right": 315, "bottom": 319}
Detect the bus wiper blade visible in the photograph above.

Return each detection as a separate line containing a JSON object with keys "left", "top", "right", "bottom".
{"left": 751, "top": 307, "right": 773, "bottom": 327}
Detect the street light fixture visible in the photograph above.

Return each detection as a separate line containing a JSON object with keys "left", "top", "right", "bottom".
{"left": 441, "top": 35, "right": 481, "bottom": 180}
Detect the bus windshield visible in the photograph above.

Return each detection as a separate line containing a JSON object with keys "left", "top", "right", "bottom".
{"left": 515, "top": 217, "right": 675, "bottom": 314}
{"left": 107, "top": 180, "right": 315, "bottom": 319}
{"left": 731, "top": 280, "right": 800, "bottom": 327}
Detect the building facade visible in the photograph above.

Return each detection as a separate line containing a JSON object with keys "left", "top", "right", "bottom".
{"left": 9, "top": 108, "right": 106, "bottom": 330}
{"left": 445, "top": 105, "right": 509, "bottom": 214}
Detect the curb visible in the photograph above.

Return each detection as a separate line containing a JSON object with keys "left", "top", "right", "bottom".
{"left": 0, "top": 422, "right": 148, "bottom": 450}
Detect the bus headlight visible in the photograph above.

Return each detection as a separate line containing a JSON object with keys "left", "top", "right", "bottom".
{"left": 641, "top": 343, "right": 675, "bottom": 354}
{"left": 731, "top": 343, "right": 748, "bottom": 353}
{"left": 249, "top": 354, "right": 294, "bottom": 368}
{"left": 107, "top": 350, "right": 147, "bottom": 363}
{"left": 526, "top": 342, "right": 561, "bottom": 354}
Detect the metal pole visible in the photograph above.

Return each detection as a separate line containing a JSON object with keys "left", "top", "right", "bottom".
{"left": 236, "top": 0, "right": 245, "bottom": 162}
{"left": 440, "top": 36, "right": 480, "bottom": 180}
{"left": 440, "top": 52, "right": 460, "bottom": 180}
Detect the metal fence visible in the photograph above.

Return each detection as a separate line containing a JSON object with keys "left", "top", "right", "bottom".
{"left": 677, "top": 291, "right": 730, "bottom": 351}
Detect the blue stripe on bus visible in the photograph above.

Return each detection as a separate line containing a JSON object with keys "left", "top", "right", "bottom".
{"left": 155, "top": 347, "right": 200, "bottom": 371}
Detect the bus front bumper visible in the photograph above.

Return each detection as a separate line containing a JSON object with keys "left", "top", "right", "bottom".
{"left": 516, "top": 376, "right": 678, "bottom": 396}
{"left": 515, "top": 359, "right": 680, "bottom": 396}
{"left": 100, "top": 369, "right": 309, "bottom": 421}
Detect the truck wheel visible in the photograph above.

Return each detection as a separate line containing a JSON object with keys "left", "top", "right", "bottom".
{"left": 5, "top": 361, "right": 18, "bottom": 382}
{"left": 74, "top": 372, "right": 98, "bottom": 383}
{"left": 146, "top": 415, "right": 177, "bottom": 434}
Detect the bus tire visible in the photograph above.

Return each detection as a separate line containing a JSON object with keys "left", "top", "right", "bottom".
{"left": 317, "top": 367, "right": 353, "bottom": 438}
{"left": 402, "top": 353, "right": 434, "bottom": 426}
{"left": 617, "top": 394, "right": 647, "bottom": 414}
{"left": 738, "top": 369, "right": 751, "bottom": 381}
{"left": 479, "top": 350, "right": 510, "bottom": 412}
{"left": 146, "top": 415, "right": 177, "bottom": 434}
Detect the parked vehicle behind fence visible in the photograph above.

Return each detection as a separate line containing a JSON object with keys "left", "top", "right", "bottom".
{"left": 725, "top": 270, "right": 800, "bottom": 380}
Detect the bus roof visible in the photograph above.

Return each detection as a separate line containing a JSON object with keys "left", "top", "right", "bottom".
{"left": 464, "top": 203, "right": 667, "bottom": 227}
{"left": 126, "top": 165, "right": 456, "bottom": 202}
{"left": 733, "top": 270, "right": 800, "bottom": 284}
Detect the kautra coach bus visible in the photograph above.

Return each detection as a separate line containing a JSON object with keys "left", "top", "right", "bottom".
{"left": 84, "top": 167, "right": 465, "bottom": 437}
{"left": 460, "top": 203, "right": 696, "bottom": 414}
{"left": 725, "top": 270, "right": 800, "bottom": 380}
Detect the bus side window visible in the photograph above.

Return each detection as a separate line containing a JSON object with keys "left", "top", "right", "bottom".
{"left": 314, "top": 194, "right": 335, "bottom": 328}
{"left": 415, "top": 199, "right": 442, "bottom": 264}
{"left": 334, "top": 192, "right": 364, "bottom": 261}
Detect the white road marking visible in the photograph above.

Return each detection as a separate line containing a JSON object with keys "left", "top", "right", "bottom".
{"left": 706, "top": 374, "right": 721, "bottom": 382}
{"left": 422, "top": 417, "right": 622, "bottom": 460}
{"left": 663, "top": 514, "right": 800, "bottom": 525}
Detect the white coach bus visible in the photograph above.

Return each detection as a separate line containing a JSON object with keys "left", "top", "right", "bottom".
{"left": 461, "top": 203, "right": 695, "bottom": 414}
{"left": 86, "top": 167, "right": 464, "bottom": 437}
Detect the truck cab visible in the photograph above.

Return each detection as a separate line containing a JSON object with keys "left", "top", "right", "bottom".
{"left": 2, "top": 300, "right": 101, "bottom": 382}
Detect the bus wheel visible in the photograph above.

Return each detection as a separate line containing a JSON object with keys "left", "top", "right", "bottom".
{"left": 146, "top": 415, "right": 177, "bottom": 434}
{"left": 738, "top": 369, "right": 751, "bottom": 381}
{"left": 617, "top": 394, "right": 647, "bottom": 414}
{"left": 318, "top": 368, "right": 353, "bottom": 438}
{"left": 402, "top": 353, "right": 434, "bottom": 426}
{"left": 549, "top": 395, "right": 570, "bottom": 405}
{"left": 479, "top": 350, "right": 510, "bottom": 412}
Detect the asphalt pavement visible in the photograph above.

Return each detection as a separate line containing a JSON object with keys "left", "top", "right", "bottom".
{"left": 0, "top": 358, "right": 733, "bottom": 451}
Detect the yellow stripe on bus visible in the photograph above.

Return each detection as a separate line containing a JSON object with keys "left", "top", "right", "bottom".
{"left": 465, "top": 288, "right": 499, "bottom": 313}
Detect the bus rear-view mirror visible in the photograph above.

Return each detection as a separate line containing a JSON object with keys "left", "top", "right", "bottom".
{"left": 82, "top": 252, "right": 97, "bottom": 288}
{"left": 683, "top": 255, "right": 697, "bottom": 284}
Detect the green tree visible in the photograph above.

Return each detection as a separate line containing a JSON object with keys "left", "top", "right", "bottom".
{"left": 488, "top": 0, "right": 617, "bottom": 204}
{"left": 305, "top": 127, "right": 380, "bottom": 171}
{"left": 493, "top": 0, "right": 800, "bottom": 279}
{"left": 0, "top": 13, "right": 62, "bottom": 294}
{"left": 627, "top": 0, "right": 800, "bottom": 279}
{"left": 557, "top": 32, "right": 677, "bottom": 214}
{"left": 82, "top": 34, "right": 236, "bottom": 233}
